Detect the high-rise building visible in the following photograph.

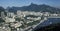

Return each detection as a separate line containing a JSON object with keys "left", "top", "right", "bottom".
{"left": 7, "top": 12, "right": 14, "bottom": 18}
{"left": 1, "top": 12, "right": 5, "bottom": 19}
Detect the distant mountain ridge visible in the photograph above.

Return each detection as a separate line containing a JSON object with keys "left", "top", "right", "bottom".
{"left": 7, "top": 3, "right": 60, "bottom": 13}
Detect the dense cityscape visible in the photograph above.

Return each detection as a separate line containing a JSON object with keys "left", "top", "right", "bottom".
{"left": 0, "top": 0, "right": 60, "bottom": 31}
{"left": 0, "top": 10, "right": 60, "bottom": 31}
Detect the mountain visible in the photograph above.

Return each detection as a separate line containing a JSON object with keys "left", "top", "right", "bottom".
{"left": 0, "top": 6, "right": 5, "bottom": 12}
{"left": 7, "top": 3, "right": 60, "bottom": 13}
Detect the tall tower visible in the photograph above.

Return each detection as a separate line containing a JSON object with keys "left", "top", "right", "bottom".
{"left": 1, "top": 12, "right": 5, "bottom": 20}
{"left": 1, "top": 12, "right": 5, "bottom": 18}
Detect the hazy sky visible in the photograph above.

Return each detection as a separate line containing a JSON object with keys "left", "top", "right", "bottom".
{"left": 0, "top": 0, "right": 60, "bottom": 8}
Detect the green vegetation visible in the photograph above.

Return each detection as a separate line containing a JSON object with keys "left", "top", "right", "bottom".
{"left": 0, "top": 18, "right": 5, "bottom": 23}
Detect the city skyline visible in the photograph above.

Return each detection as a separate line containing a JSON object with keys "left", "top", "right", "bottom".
{"left": 0, "top": 0, "right": 60, "bottom": 8}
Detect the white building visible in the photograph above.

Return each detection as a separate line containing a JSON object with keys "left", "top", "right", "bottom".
{"left": 17, "top": 11, "right": 43, "bottom": 17}
{"left": 43, "top": 12, "right": 50, "bottom": 16}
{"left": 10, "top": 21, "right": 22, "bottom": 28}
{"left": 0, "top": 26, "right": 11, "bottom": 31}
{"left": 7, "top": 12, "right": 15, "bottom": 18}
{"left": 5, "top": 17, "right": 15, "bottom": 23}
{"left": 27, "top": 17, "right": 41, "bottom": 21}
{"left": 1, "top": 12, "right": 5, "bottom": 18}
